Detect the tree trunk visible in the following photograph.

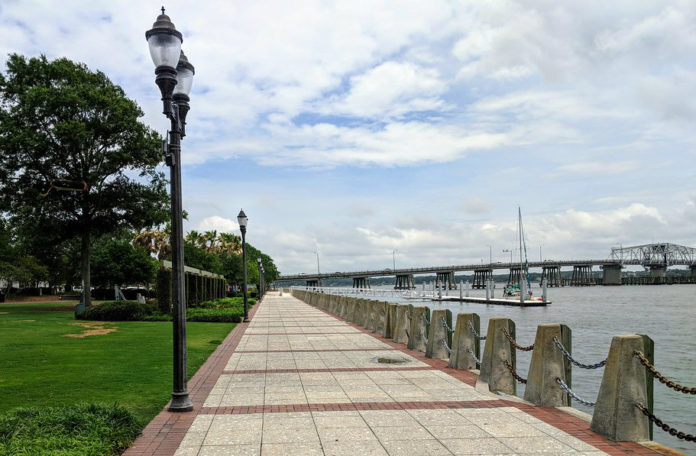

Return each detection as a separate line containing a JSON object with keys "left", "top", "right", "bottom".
{"left": 81, "top": 229, "right": 92, "bottom": 307}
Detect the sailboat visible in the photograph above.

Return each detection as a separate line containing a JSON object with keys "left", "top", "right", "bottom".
{"left": 503, "top": 208, "right": 542, "bottom": 303}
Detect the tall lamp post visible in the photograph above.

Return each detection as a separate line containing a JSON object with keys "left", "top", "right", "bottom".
{"left": 257, "top": 257, "right": 265, "bottom": 298}
{"left": 238, "top": 210, "right": 249, "bottom": 322}
{"left": 146, "top": 8, "right": 195, "bottom": 412}
{"left": 392, "top": 249, "right": 398, "bottom": 270}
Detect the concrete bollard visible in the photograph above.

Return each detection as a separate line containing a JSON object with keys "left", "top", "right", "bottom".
{"left": 449, "top": 313, "right": 481, "bottom": 369}
{"left": 476, "top": 317, "right": 517, "bottom": 395}
{"left": 361, "top": 300, "right": 372, "bottom": 328}
{"left": 426, "top": 309, "right": 452, "bottom": 360}
{"left": 590, "top": 334, "right": 654, "bottom": 442}
{"left": 485, "top": 282, "right": 490, "bottom": 300}
{"left": 348, "top": 298, "right": 359, "bottom": 323}
{"left": 523, "top": 324, "right": 572, "bottom": 407}
{"left": 372, "top": 301, "right": 387, "bottom": 335}
{"left": 365, "top": 300, "right": 377, "bottom": 331}
{"left": 385, "top": 303, "right": 398, "bottom": 339}
{"left": 408, "top": 306, "right": 430, "bottom": 352}
{"left": 393, "top": 305, "right": 411, "bottom": 344}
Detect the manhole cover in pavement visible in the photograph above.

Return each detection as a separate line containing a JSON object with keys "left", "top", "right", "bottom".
{"left": 371, "top": 356, "right": 410, "bottom": 364}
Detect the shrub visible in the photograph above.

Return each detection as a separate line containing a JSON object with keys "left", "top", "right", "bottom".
{"left": 187, "top": 308, "right": 242, "bottom": 323}
{"left": 0, "top": 403, "right": 140, "bottom": 455}
{"left": 81, "top": 300, "right": 155, "bottom": 321}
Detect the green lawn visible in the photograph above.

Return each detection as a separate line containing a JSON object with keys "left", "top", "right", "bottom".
{"left": 0, "top": 302, "right": 236, "bottom": 424}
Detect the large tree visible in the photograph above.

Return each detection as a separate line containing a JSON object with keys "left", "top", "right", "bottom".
{"left": 0, "top": 54, "right": 169, "bottom": 306}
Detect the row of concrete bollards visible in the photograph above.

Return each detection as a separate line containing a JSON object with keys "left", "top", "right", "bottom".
{"left": 292, "top": 289, "right": 657, "bottom": 443}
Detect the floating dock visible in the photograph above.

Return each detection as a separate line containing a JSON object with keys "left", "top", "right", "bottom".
{"left": 435, "top": 296, "right": 549, "bottom": 306}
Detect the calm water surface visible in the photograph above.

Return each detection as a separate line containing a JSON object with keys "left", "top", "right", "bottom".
{"left": 326, "top": 285, "right": 696, "bottom": 454}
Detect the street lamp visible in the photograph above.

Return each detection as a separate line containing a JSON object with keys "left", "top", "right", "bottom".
{"left": 257, "top": 257, "right": 264, "bottom": 298}
{"left": 503, "top": 248, "right": 515, "bottom": 264}
{"left": 486, "top": 245, "right": 492, "bottom": 265}
{"left": 392, "top": 249, "right": 398, "bottom": 270}
{"left": 146, "top": 8, "right": 195, "bottom": 413}
{"left": 238, "top": 209, "right": 249, "bottom": 322}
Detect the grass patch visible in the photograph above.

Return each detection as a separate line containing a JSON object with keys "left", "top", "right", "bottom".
{"left": 0, "top": 302, "right": 235, "bottom": 425}
{"left": 0, "top": 403, "right": 139, "bottom": 456}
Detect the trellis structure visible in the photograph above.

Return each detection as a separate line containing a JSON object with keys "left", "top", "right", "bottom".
{"left": 161, "top": 260, "right": 226, "bottom": 306}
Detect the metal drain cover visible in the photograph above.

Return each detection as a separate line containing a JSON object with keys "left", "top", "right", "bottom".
{"left": 371, "top": 356, "right": 410, "bottom": 364}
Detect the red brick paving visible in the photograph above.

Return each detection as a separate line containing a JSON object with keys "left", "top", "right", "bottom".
{"left": 122, "top": 301, "right": 261, "bottom": 456}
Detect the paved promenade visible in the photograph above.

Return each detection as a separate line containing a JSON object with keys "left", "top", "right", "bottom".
{"left": 125, "top": 292, "right": 661, "bottom": 456}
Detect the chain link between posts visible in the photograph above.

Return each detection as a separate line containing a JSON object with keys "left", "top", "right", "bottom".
{"left": 466, "top": 348, "right": 481, "bottom": 364}
{"left": 441, "top": 338, "right": 452, "bottom": 355}
{"left": 636, "top": 403, "right": 696, "bottom": 442}
{"left": 555, "top": 377, "right": 596, "bottom": 407}
{"left": 504, "top": 360, "right": 527, "bottom": 384}
{"left": 552, "top": 337, "right": 607, "bottom": 369}
{"left": 634, "top": 351, "right": 696, "bottom": 394}
{"left": 502, "top": 328, "right": 535, "bottom": 351}
{"left": 441, "top": 317, "right": 454, "bottom": 335}
{"left": 468, "top": 321, "right": 486, "bottom": 340}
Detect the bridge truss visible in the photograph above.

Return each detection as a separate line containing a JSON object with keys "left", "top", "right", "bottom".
{"left": 609, "top": 243, "right": 696, "bottom": 267}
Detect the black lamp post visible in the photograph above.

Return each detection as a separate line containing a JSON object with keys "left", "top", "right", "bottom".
{"left": 257, "top": 257, "right": 264, "bottom": 298}
{"left": 237, "top": 209, "right": 249, "bottom": 322}
{"left": 146, "top": 8, "right": 195, "bottom": 413}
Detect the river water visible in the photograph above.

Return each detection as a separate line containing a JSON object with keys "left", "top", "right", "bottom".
{"left": 320, "top": 284, "right": 696, "bottom": 454}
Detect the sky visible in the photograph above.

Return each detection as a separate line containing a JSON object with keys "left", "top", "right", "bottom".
{"left": 1, "top": 0, "right": 695, "bottom": 275}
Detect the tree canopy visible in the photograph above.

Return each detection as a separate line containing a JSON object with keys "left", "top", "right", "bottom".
{"left": 0, "top": 54, "right": 169, "bottom": 305}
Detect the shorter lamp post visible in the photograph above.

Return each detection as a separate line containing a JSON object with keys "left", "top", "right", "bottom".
{"left": 237, "top": 209, "right": 249, "bottom": 322}
{"left": 257, "top": 257, "right": 265, "bottom": 298}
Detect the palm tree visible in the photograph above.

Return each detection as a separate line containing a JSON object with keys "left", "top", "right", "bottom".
{"left": 218, "top": 232, "right": 242, "bottom": 255}
{"left": 133, "top": 228, "right": 170, "bottom": 260}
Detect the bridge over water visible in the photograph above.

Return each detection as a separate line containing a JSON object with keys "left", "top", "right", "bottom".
{"left": 277, "top": 243, "right": 696, "bottom": 288}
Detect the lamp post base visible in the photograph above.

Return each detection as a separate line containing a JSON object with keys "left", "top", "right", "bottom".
{"left": 168, "top": 392, "right": 194, "bottom": 412}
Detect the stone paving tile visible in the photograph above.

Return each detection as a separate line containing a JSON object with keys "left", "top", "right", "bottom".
{"left": 381, "top": 439, "right": 454, "bottom": 456}
{"left": 440, "top": 437, "right": 516, "bottom": 454}
{"left": 323, "top": 439, "right": 389, "bottom": 456}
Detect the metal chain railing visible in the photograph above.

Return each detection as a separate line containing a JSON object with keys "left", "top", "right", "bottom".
{"left": 502, "top": 328, "right": 535, "bottom": 351}
{"left": 636, "top": 403, "right": 696, "bottom": 442}
{"left": 441, "top": 338, "right": 452, "bottom": 355}
{"left": 504, "top": 360, "right": 527, "bottom": 384}
{"left": 466, "top": 348, "right": 481, "bottom": 364}
{"left": 552, "top": 337, "right": 607, "bottom": 369}
{"left": 441, "top": 317, "right": 454, "bottom": 335}
{"left": 555, "top": 377, "right": 596, "bottom": 407}
{"left": 468, "top": 321, "right": 486, "bottom": 340}
{"left": 634, "top": 351, "right": 696, "bottom": 394}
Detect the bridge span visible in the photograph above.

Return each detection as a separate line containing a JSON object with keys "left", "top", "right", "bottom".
{"left": 277, "top": 243, "right": 696, "bottom": 289}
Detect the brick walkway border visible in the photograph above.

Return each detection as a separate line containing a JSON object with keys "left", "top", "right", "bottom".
{"left": 123, "top": 301, "right": 261, "bottom": 456}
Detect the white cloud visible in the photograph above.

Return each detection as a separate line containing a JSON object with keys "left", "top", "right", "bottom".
{"left": 198, "top": 216, "right": 239, "bottom": 233}
{"left": 558, "top": 161, "right": 640, "bottom": 175}
{"left": 2, "top": 1, "right": 696, "bottom": 273}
